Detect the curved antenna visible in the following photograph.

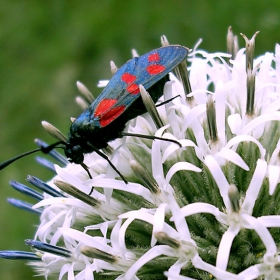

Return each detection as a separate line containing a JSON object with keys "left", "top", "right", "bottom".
{"left": 0, "top": 149, "right": 43, "bottom": 170}
{"left": 39, "top": 141, "right": 65, "bottom": 153}
{"left": 0, "top": 141, "right": 65, "bottom": 170}
{"left": 0, "top": 140, "right": 95, "bottom": 184}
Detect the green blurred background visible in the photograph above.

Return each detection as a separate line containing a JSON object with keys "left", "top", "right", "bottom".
{"left": 1, "top": 1, "right": 280, "bottom": 278}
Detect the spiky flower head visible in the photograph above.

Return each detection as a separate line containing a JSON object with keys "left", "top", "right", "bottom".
{"left": 2, "top": 28, "right": 280, "bottom": 280}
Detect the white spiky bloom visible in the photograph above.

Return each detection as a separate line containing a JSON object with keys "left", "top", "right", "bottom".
{"left": 2, "top": 29, "right": 280, "bottom": 280}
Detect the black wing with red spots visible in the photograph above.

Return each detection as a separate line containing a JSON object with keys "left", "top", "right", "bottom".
{"left": 77, "top": 45, "right": 188, "bottom": 129}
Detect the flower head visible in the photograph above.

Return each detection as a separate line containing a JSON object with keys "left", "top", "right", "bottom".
{"left": 2, "top": 28, "right": 280, "bottom": 279}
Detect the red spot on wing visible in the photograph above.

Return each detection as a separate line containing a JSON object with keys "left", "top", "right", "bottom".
{"left": 126, "top": 84, "right": 140, "bottom": 95}
{"left": 146, "top": 64, "right": 166, "bottom": 75}
{"left": 122, "top": 73, "right": 137, "bottom": 84}
{"left": 94, "top": 99, "right": 117, "bottom": 117}
{"left": 99, "top": 106, "right": 126, "bottom": 127}
{"left": 148, "top": 53, "right": 160, "bottom": 62}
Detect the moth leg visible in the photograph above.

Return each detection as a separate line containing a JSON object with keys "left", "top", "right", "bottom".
{"left": 122, "top": 132, "right": 181, "bottom": 147}
{"left": 86, "top": 142, "right": 128, "bottom": 184}
{"left": 155, "top": 94, "right": 181, "bottom": 107}
{"left": 80, "top": 162, "right": 92, "bottom": 179}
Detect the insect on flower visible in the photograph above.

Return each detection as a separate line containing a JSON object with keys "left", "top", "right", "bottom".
{"left": 0, "top": 45, "right": 189, "bottom": 182}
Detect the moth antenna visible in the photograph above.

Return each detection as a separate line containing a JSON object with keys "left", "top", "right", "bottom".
{"left": 0, "top": 149, "right": 42, "bottom": 170}
{"left": 0, "top": 141, "right": 65, "bottom": 170}
{"left": 76, "top": 81, "right": 94, "bottom": 103}
{"left": 39, "top": 141, "right": 66, "bottom": 153}
{"left": 41, "top": 121, "right": 67, "bottom": 143}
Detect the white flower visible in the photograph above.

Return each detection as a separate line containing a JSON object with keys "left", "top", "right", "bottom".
{"left": 2, "top": 29, "right": 280, "bottom": 280}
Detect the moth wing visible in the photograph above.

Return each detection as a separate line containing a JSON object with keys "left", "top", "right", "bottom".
{"left": 90, "top": 45, "right": 188, "bottom": 127}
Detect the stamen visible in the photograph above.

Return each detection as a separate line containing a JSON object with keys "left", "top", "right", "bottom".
{"left": 25, "top": 239, "right": 71, "bottom": 258}
{"left": 41, "top": 121, "right": 67, "bottom": 143}
{"left": 227, "top": 26, "right": 239, "bottom": 61}
{"left": 27, "top": 175, "right": 65, "bottom": 197}
{"left": 227, "top": 26, "right": 234, "bottom": 59}
{"left": 160, "top": 35, "right": 170, "bottom": 46}
{"left": 206, "top": 95, "right": 218, "bottom": 142}
{"left": 161, "top": 35, "right": 191, "bottom": 99}
{"left": 154, "top": 232, "right": 180, "bottom": 249}
{"left": 81, "top": 246, "right": 116, "bottom": 263}
{"left": 176, "top": 60, "right": 192, "bottom": 99}
{"left": 139, "top": 84, "right": 164, "bottom": 129}
{"left": 53, "top": 180, "right": 100, "bottom": 207}
{"left": 0, "top": 251, "right": 40, "bottom": 261}
{"left": 110, "top": 61, "right": 118, "bottom": 74}
{"left": 240, "top": 31, "right": 260, "bottom": 72}
{"left": 233, "top": 35, "right": 239, "bottom": 59}
{"left": 132, "top": 49, "right": 139, "bottom": 58}
{"left": 246, "top": 64, "right": 260, "bottom": 116}
{"left": 9, "top": 180, "right": 44, "bottom": 201}
{"left": 228, "top": 184, "right": 240, "bottom": 212}
{"left": 240, "top": 31, "right": 260, "bottom": 117}
{"left": 75, "top": 96, "right": 89, "bottom": 110}
{"left": 7, "top": 198, "right": 42, "bottom": 215}
{"left": 35, "top": 157, "right": 56, "bottom": 172}
{"left": 76, "top": 81, "right": 94, "bottom": 104}
{"left": 130, "top": 160, "right": 160, "bottom": 194}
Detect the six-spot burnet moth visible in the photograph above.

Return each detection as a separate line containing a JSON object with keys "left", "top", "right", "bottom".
{"left": 0, "top": 45, "right": 189, "bottom": 183}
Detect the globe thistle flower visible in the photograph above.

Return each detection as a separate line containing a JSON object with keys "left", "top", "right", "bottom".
{"left": 1, "top": 27, "right": 280, "bottom": 280}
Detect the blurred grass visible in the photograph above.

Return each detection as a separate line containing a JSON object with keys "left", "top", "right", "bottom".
{"left": 0, "top": 0, "right": 280, "bottom": 278}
